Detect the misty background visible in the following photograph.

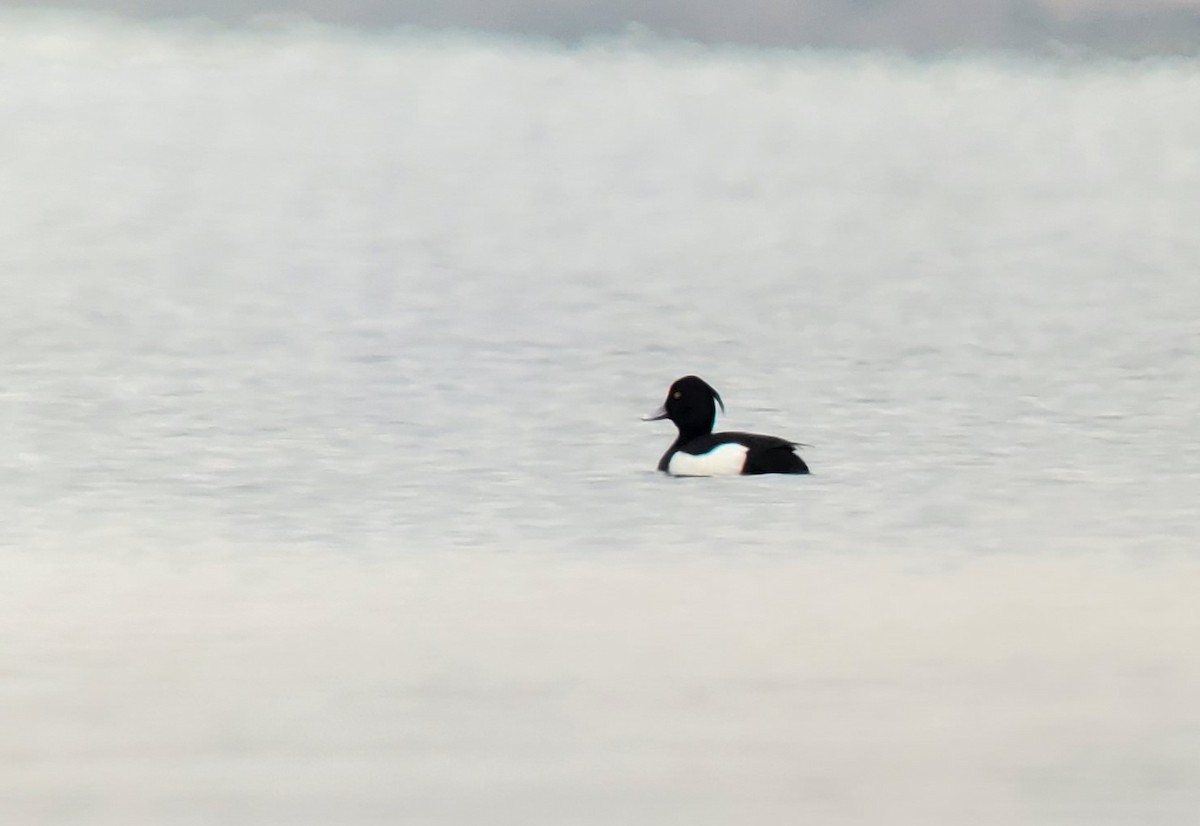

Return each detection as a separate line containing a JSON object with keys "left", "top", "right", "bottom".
{"left": 8, "top": 0, "right": 1200, "bottom": 54}
{"left": 4, "top": 0, "right": 1200, "bottom": 821}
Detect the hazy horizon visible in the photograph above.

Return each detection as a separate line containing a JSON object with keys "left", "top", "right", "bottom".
{"left": 6, "top": 0, "right": 1200, "bottom": 54}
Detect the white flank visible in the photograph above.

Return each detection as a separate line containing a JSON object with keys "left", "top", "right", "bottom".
{"left": 667, "top": 443, "right": 748, "bottom": 477}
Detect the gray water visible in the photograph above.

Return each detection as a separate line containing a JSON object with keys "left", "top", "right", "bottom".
{"left": 2, "top": 12, "right": 1200, "bottom": 825}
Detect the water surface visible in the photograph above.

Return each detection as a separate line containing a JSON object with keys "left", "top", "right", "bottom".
{"left": 2, "top": 12, "right": 1199, "bottom": 824}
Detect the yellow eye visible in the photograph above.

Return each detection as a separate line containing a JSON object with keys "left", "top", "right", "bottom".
{"left": 672, "top": 391, "right": 681, "bottom": 399}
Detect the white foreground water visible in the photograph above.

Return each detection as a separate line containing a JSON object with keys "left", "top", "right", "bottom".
{"left": 2, "top": 11, "right": 1199, "bottom": 825}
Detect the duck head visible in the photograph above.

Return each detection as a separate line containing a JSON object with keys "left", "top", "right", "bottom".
{"left": 643, "top": 375, "right": 725, "bottom": 440}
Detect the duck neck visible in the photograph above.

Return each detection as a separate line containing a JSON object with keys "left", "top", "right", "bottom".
{"left": 673, "top": 411, "right": 715, "bottom": 444}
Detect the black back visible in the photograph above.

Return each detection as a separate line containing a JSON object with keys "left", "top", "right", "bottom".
{"left": 733, "top": 433, "right": 810, "bottom": 475}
